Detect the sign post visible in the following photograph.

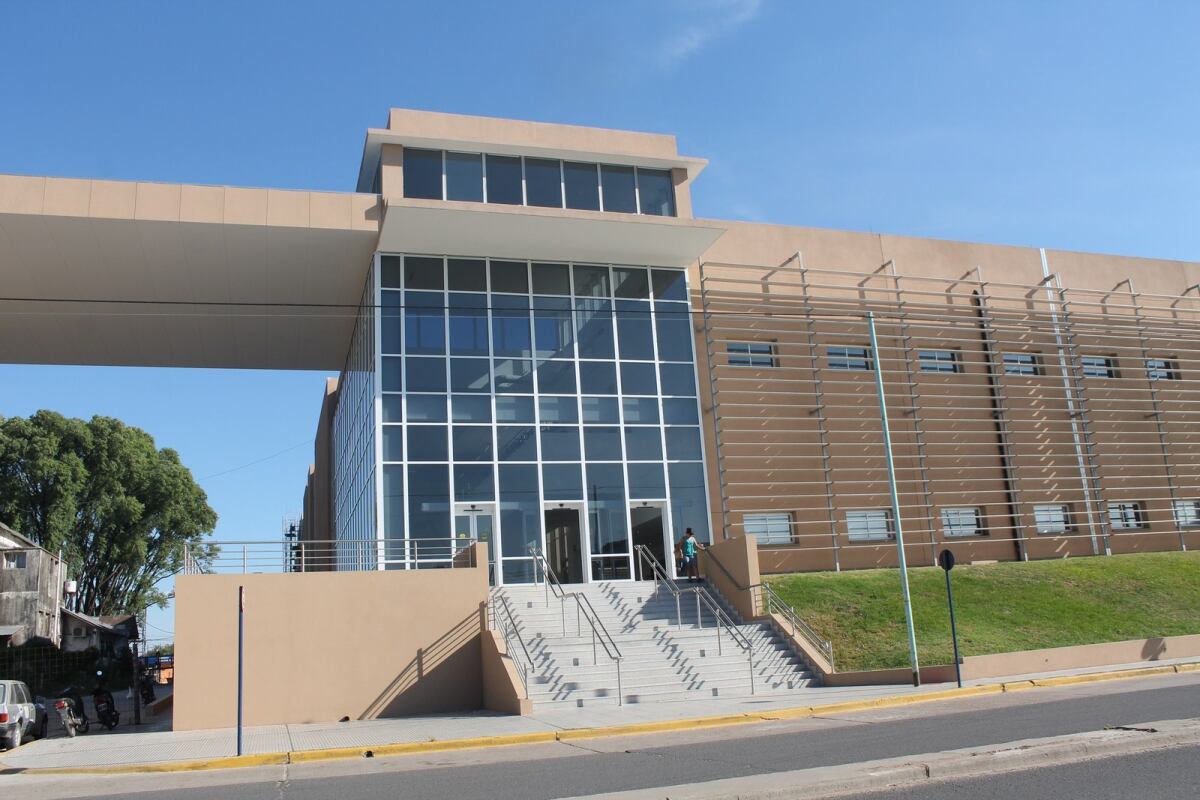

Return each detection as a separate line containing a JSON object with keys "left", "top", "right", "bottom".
{"left": 237, "top": 585, "right": 245, "bottom": 756}
{"left": 937, "top": 549, "right": 962, "bottom": 688}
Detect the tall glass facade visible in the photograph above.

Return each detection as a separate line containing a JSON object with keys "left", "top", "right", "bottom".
{"left": 349, "top": 253, "right": 709, "bottom": 584}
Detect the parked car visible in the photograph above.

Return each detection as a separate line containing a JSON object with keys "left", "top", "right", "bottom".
{"left": 0, "top": 679, "right": 47, "bottom": 750}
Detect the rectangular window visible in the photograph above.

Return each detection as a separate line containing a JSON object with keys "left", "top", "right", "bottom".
{"left": 523, "top": 158, "right": 562, "bottom": 208}
{"left": 600, "top": 164, "right": 637, "bottom": 213}
{"left": 1003, "top": 352, "right": 1041, "bottom": 376}
{"left": 445, "top": 152, "right": 483, "bottom": 202}
{"left": 403, "top": 148, "right": 443, "bottom": 200}
{"left": 1172, "top": 500, "right": 1200, "bottom": 528}
{"left": 563, "top": 161, "right": 600, "bottom": 210}
{"left": 919, "top": 349, "right": 960, "bottom": 373}
{"left": 1033, "top": 504, "right": 1070, "bottom": 535}
{"left": 828, "top": 346, "right": 872, "bottom": 371}
{"left": 728, "top": 342, "right": 776, "bottom": 367}
{"left": 744, "top": 513, "right": 792, "bottom": 545}
{"left": 1107, "top": 502, "right": 1144, "bottom": 530}
{"left": 846, "top": 510, "right": 894, "bottom": 542}
{"left": 941, "top": 507, "right": 983, "bottom": 537}
{"left": 485, "top": 155, "right": 523, "bottom": 205}
{"left": 1147, "top": 358, "right": 1180, "bottom": 381}
{"left": 1081, "top": 356, "right": 1118, "bottom": 378}
{"left": 636, "top": 168, "right": 676, "bottom": 216}
{"left": 2, "top": 551, "right": 28, "bottom": 569}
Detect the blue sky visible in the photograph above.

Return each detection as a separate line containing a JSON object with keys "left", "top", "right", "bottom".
{"left": 2, "top": 1, "right": 1197, "bottom": 640}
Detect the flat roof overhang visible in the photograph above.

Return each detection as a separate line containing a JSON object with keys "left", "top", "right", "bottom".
{"left": 377, "top": 198, "right": 726, "bottom": 268}
{"left": 0, "top": 175, "right": 381, "bottom": 371}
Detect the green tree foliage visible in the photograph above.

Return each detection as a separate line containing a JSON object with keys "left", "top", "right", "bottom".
{"left": 0, "top": 411, "right": 217, "bottom": 616}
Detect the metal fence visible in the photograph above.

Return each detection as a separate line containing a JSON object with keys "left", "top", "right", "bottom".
{"left": 182, "top": 537, "right": 480, "bottom": 574}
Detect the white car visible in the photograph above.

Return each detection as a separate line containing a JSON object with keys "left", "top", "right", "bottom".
{"left": 1, "top": 679, "right": 47, "bottom": 750}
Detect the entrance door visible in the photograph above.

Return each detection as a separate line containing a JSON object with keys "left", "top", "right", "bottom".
{"left": 544, "top": 504, "right": 585, "bottom": 584}
{"left": 454, "top": 504, "right": 495, "bottom": 584}
{"left": 630, "top": 502, "right": 669, "bottom": 580}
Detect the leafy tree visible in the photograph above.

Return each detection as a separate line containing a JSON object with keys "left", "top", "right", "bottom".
{"left": 0, "top": 411, "right": 216, "bottom": 615}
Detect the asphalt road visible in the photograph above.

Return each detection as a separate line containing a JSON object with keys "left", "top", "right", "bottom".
{"left": 842, "top": 743, "right": 1200, "bottom": 800}
{"left": 15, "top": 676, "right": 1200, "bottom": 800}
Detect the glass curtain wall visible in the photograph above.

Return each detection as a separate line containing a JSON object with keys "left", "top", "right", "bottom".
{"left": 374, "top": 253, "right": 709, "bottom": 583}
{"left": 333, "top": 262, "right": 378, "bottom": 569}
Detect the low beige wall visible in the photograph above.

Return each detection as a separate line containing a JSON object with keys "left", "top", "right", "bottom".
{"left": 961, "top": 634, "right": 1200, "bottom": 680}
{"left": 700, "top": 534, "right": 761, "bottom": 621}
{"left": 174, "top": 544, "right": 489, "bottom": 730}
{"left": 481, "top": 630, "right": 532, "bottom": 715}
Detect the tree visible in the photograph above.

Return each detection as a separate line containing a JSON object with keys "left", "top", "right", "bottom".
{"left": 0, "top": 411, "right": 217, "bottom": 615}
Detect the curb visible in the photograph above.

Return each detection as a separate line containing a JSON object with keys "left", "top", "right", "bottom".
{"left": 6, "top": 659, "right": 1197, "bottom": 775}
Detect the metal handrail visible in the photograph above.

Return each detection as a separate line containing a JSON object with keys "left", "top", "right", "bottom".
{"left": 634, "top": 545, "right": 756, "bottom": 694}
{"left": 528, "top": 548, "right": 625, "bottom": 704}
{"left": 488, "top": 592, "right": 536, "bottom": 691}
{"left": 700, "top": 545, "right": 835, "bottom": 669}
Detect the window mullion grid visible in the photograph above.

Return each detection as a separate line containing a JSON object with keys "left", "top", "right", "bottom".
{"left": 567, "top": 262, "right": 592, "bottom": 582}
{"left": 484, "top": 257, "right": 502, "bottom": 585}
{"left": 442, "top": 256, "right": 454, "bottom": 568}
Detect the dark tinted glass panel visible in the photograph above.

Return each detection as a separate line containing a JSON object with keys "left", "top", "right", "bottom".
{"left": 407, "top": 394, "right": 447, "bottom": 422}
{"left": 448, "top": 258, "right": 487, "bottom": 291}
{"left": 628, "top": 463, "right": 667, "bottom": 499}
{"left": 381, "top": 290, "right": 402, "bottom": 354}
{"left": 539, "top": 396, "right": 578, "bottom": 423}
{"left": 637, "top": 168, "right": 675, "bottom": 216}
{"left": 405, "top": 256, "right": 444, "bottom": 290}
{"left": 403, "top": 148, "right": 442, "bottom": 200}
{"left": 622, "top": 397, "right": 659, "bottom": 424}
{"left": 492, "top": 295, "right": 531, "bottom": 357}
{"left": 497, "top": 426, "right": 537, "bottom": 461}
{"left": 600, "top": 165, "right": 636, "bottom": 213}
{"left": 454, "top": 464, "right": 494, "bottom": 502}
{"left": 564, "top": 161, "right": 600, "bottom": 210}
{"left": 624, "top": 427, "right": 662, "bottom": 461}
{"left": 532, "top": 262, "right": 571, "bottom": 295}
{"left": 495, "top": 395, "right": 535, "bottom": 423}
{"left": 579, "top": 361, "right": 618, "bottom": 395}
{"left": 540, "top": 426, "right": 581, "bottom": 461}
{"left": 502, "top": 560, "right": 536, "bottom": 584}
{"left": 613, "top": 267, "right": 650, "bottom": 299}
{"left": 493, "top": 359, "right": 534, "bottom": 393}
{"left": 499, "top": 465, "right": 540, "bottom": 557}
{"left": 575, "top": 299, "right": 615, "bottom": 359}
{"left": 382, "top": 357, "right": 402, "bottom": 391}
{"left": 666, "top": 427, "right": 703, "bottom": 460}
{"left": 407, "top": 425, "right": 448, "bottom": 461}
{"left": 445, "top": 152, "right": 483, "bottom": 202}
{"left": 490, "top": 260, "right": 529, "bottom": 294}
{"left": 453, "top": 426, "right": 493, "bottom": 462}
{"left": 524, "top": 158, "right": 562, "bottom": 207}
{"left": 662, "top": 398, "right": 698, "bottom": 425}
{"left": 616, "top": 300, "right": 654, "bottom": 360}
{"left": 652, "top": 269, "right": 687, "bottom": 301}
{"left": 452, "top": 395, "right": 491, "bottom": 423}
{"left": 586, "top": 463, "right": 628, "bottom": 554}
{"left": 620, "top": 362, "right": 657, "bottom": 395}
{"left": 450, "top": 358, "right": 490, "bottom": 393}
{"left": 408, "top": 465, "right": 450, "bottom": 542}
{"left": 448, "top": 293, "right": 488, "bottom": 355}
{"left": 486, "top": 155, "right": 523, "bottom": 205}
{"left": 536, "top": 359, "right": 576, "bottom": 394}
{"left": 573, "top": 265, "right": 610, "bottom": 298}
{"left": 543, "top": 464, "right": 582, "bottom": 501}
{"left": 405, "top": 357, "right": 446, "bottom": 393}
{"left": 381, "top": 255, "right": 401, "bottom": 288}
{"left": 668, "top": 462, "right": 709, "bottom": 540}
{"left": 382, "top": 395, "right": 403, "bottom": 422}
{"left": 581, "top": 396, "right": 619, "bottom": 423}
{"left": 383, "top": 465, "right": 404, "bottom": 539}
{"left": 655, "top": 303, "right": 693, "bottom": 362}
{"left": 404, "top": 291, "right": 445, "bottom": 354}
{"left": 382, "top": 425, "right": 403, "bottom": 462}
{"left": 584, "top": 427, "right": 622, "bottom": 461}
{"left": 660, "top": 363, "right": 697, "bottom": 396}
{"left": 533, "top": 297, "right": 574, "bottom": 358}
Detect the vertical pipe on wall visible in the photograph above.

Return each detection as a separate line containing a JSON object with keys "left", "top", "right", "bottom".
{"left": 867, "top": 311, "right": 921, "bottom": 687}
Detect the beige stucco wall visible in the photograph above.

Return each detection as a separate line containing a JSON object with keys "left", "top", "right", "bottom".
{"left": 173, "top": 548, "right": 489, "bottom": 730}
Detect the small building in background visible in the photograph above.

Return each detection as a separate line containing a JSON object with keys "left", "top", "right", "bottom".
{"left": 0, "top": 522, "right": 66, "bottom": 647}
{"left": 59, "top": 609, "right": 138, "bottom": 656}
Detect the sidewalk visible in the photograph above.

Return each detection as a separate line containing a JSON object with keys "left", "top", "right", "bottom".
{"left": 3, "top": 657, "right": 1197, "bottom": 772}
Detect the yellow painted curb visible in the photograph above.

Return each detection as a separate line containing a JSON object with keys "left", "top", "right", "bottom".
{"left": 22, "top": 751, "right": 289, "bottom": 775}
{"left": 1027, "top": 665, "right": 1178, "bottom": 688}
{"left": 289, "top": 731, "right": 559, "bottom": 763}
{"left": 555, "top": 713, "right": 757, "bottom": 742}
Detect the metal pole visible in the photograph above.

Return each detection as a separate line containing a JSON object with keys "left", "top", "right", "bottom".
{"left": 237, "top": 585, "right": 244, "bottom": 757}
{"left": 867, "top": 311, "right": 922, "bottom": 687}
{"left": 945, "top": 569, "right": 962, "bottom": 688}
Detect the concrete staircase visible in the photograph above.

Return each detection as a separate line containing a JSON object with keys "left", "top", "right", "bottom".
{"left": 492, "top": 580, "right": 815, "bottom": 710}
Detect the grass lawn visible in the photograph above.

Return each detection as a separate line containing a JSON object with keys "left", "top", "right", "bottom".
{"left": 766, "top": 551, "right": 1200, "bottom": 672}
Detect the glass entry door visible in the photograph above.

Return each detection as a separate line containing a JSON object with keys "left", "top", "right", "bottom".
{"left": 544, "top": 503, "right": 585, "bottom": 584}
{"left": 454, "top": 503, "right": 495, "bottom": 584}
{"left": 630, "top": 501, "right": 670, "bottom": 580}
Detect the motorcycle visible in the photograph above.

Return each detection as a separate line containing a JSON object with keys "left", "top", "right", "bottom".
{"left": 92, "top": 688, "right": 119, "bottom": 731}
{"left": 52, "top": 697, "right": 89, "bottom": 738}
{"left": 139, "top": 675, "right": 156, "bottom": 706}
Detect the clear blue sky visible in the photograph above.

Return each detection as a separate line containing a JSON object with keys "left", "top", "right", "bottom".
{"left": 2, "top": 1, "right": 1197, "bottom": 641}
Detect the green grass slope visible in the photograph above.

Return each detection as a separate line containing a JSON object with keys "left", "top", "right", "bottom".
{"left": 766, "top": 551, "right": 1200, "bottom": 671}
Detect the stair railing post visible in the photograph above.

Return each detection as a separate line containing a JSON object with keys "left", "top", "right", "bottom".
{"left": 617, "top": 661, "right": 623, "bottom": 707}
{"left": 675, "top": 592, "right": 681, "bottom": 630}
{"left": 592, "top": 624, "right": 597, "bottom": 665}
{"left": 696, "top": 591, "right": 702, "bottom": 627}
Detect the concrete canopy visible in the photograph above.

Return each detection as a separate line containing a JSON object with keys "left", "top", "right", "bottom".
{"left": 0, "top": 175, "right": 381, "bottom": 371}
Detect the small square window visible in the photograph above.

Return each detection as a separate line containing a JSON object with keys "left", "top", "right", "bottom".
{"left": 1003, "top": 353, "right": 1041, "bottom": 376}
{"left": 846, "top": 510, "right": 894, "bottom": 541}
{"left": 1172, "top": 500, "right": 1200, "bottom": 528}
{"left": 828, "top": 346, "right": 872, "bottom": 371}
{"left": 1033, "top": 504, "right": 1070, "bottom": 535}
{"left": 941, "top": 507, "right": 984, "bottom": 537}
{"left": 1107, "top": 502, "right": 1144, "bottom": 530}
{"left": 744, "top": 513, "right": 792, "bottom": 545}
{"left": 1147, "top": 358, "right": 1180, "bottom": 381}
{"left": 728, "top": 342, "right": 777, "bottom": 367}
{"left": 1081, "top": 356, "right": 1118, "bottom": 379}
{"left": 2, "top": 551, "right": 28, "bottom": 569}
{"left": 919, "top": 349, "right": 960, "bottom": 373}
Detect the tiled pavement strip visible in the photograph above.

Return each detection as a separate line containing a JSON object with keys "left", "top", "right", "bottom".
{"left": 3, "top": 657, "right": 1198, "bottom": 771}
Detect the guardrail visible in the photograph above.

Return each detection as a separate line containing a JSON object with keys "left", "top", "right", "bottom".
{"left": 487, "top": 592, "right": 536, "bottom": 692}
{"left": 181, "top": 538, "right": 479, "bottom": 575}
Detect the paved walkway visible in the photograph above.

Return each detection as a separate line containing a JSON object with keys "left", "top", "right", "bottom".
{"left": 3, "top": 657, "right": 1196, "bottom": 771}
